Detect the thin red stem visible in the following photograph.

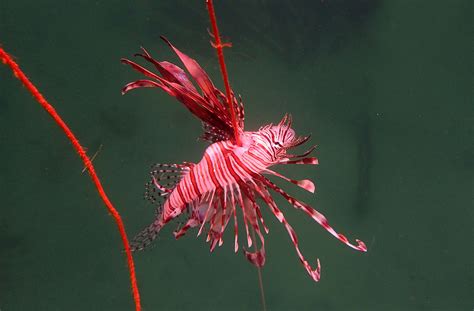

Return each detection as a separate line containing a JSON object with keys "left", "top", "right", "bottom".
{"left": 206, "top": 0, "right": 242, "bottom": 146}
{"left": 0, "top": 47, "right": 141, "bottom": 311}
{"left": 251, "top": 227, "right": 267, "bottom": 311}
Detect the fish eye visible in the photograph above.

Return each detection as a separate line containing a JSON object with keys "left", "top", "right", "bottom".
{"left": 274, "top": 141, "right": 283, "bottom": 148}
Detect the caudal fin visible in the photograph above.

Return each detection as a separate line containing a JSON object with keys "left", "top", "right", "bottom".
{"left": 131, "top": 218, "right": 162, "bottom": 251}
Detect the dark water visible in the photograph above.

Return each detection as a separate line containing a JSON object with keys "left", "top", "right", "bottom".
{"left": 1, "top": 1, "right": 472, "bottom": 310}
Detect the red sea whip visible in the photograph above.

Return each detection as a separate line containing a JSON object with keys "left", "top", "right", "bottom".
{"left": 0, "top": 48, "right": 141, "bottom": 311}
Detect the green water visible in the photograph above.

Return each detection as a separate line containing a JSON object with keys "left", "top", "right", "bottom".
{"left": 1, "top": 1, "right": 472, "bottom": 310}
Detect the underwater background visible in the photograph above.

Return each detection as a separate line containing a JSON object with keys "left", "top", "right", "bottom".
{"left": 0, "top": 0, "right": 472, "bottom": 310}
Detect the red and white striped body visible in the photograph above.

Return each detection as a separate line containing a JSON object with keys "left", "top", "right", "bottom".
{"left": 163, "top": 130, "right": 277, "bottom": 222}
{"left": 123, "top": 40, "right": 367, "bottom": 282}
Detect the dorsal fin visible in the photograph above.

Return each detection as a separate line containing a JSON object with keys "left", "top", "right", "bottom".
{"left": 122, "top": 39, "right": 245, "bottom": 144}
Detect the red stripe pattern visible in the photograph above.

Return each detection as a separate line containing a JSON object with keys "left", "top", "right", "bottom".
{"left": 123, "top": 41, "right": 367, "bottom": 282}
{"left": 131, "top": 115, "right": 367, "bottom": 281}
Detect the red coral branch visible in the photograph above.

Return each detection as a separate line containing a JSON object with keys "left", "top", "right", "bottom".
{"left": 0, "top": 47, "right": 141, "bottom": 311}
{"left": 206, "top": 0, "right": 242, "bottom": 146}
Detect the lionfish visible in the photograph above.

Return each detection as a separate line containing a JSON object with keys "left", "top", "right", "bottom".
{"left": 121, "top": 36, "right": 366, "bottom": 281}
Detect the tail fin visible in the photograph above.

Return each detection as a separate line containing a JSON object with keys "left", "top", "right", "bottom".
{"left": 131, "top": 218, "right": 162, "bottom": 251}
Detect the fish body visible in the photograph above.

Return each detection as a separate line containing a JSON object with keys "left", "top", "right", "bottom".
{"left": 123, "top": 38, "right": 366, "bottom": 281}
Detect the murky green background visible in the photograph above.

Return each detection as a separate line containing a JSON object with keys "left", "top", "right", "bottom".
{"left": 1, "top": 1, "right": 472, "bottom": 310}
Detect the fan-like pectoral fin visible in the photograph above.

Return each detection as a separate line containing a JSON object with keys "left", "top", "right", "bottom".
{"left": 286, "top": 144, "right": 317, "bottom": 159}
{"left": 173, "top": 218, "right": 199, "bottom": 239}
{"left": 234, "top": 184, "right": 252, "bottom": 248}
{"left": 252, "top": 181, "right": 321, "bottom": 281}
{"left": 173, "top": 201, "right": 202, "bottom": 240}
{"left": 243, "top": 227, "right": 265, "bottom": 268}
{"left": 201, "top": 187, "right": 233, "bottom": 252}
{"left": 279, "top": 157, "right": 319, "bottom": 165}
{"left": 197, "top": 190, "right": 216, "bottom": 237}
{"left": 260, "top": 177, "right": 367, "bottom": 252}
{"left": 264, "top": 168, "right": 315, "bottom": 193}
{"left": 240, "top": 184, "right": 266, "bottom": 267}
